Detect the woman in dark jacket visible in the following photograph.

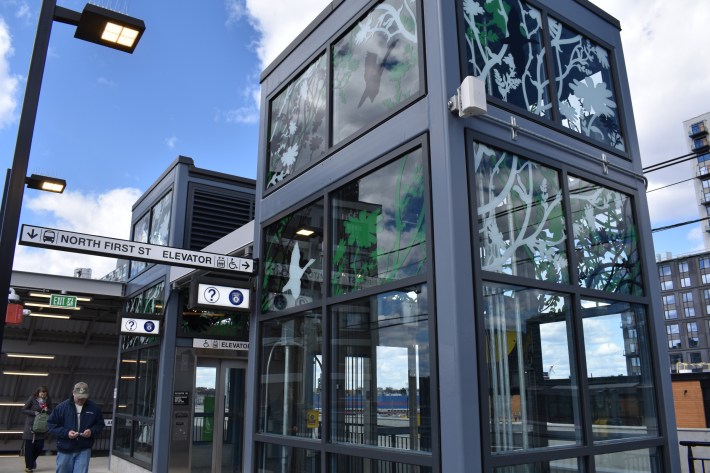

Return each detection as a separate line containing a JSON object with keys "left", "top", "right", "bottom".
{"left": 22, "top": 385, "right": 51, "bottom": 473}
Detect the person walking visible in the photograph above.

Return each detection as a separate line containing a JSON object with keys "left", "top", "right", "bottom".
{"left": 47, "top": 382, "right": 104, "bottom": 473}
{"left": 22, "top": 385, "right": 52, "bottom": 472}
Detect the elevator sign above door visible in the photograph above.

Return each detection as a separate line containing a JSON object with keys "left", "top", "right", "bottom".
{"left": 19, "top": 224, "right": 255, "bottom": 274}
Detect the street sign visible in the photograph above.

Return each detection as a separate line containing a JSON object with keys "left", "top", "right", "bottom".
{"left": 193, "top": 338, "right": 249, "bottom": 352}
{"left": 196, "top": 284, "right": 250, "bottom": 310}
{"left": 120, "top": 317, "right": 160, "bottom": 335}
{"left": 20, "top": 224, "right": 255, "bottom": 274}
{"left": 50, "top": 294, "right": 77, "bottom": 308}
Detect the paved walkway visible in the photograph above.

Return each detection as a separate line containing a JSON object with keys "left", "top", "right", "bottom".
{"left": 0, "top": 454, "right": 110, "bottom": 473}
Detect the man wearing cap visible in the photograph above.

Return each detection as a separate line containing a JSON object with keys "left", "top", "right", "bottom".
{"left": 47, "top": 382, "right": 105, "bottom": 473}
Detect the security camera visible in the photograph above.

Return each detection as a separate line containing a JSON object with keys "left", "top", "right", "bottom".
{"left": 448, "top": 75, "right": 487, "bottom": 118}
{"left": 8, "top": 288, "right": 20, "bottom": 303}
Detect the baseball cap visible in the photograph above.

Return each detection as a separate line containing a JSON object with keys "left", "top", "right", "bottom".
{"left": 73, "top": 382, "right": 89, "bottom": 399}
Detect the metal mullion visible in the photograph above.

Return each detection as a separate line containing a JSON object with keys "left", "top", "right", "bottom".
{"left": 321, "top": 188, "right": 331, "bottom": 473}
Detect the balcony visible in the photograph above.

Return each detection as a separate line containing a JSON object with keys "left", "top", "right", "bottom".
{"left": 698, "top": 165, "right": 710, "bottom": 177}
{"left": 689, "top": 121, "right": 709, "bottom": 138}
{"left": 700, "top": 193, "right": 710, "bottom": 205}
{"left": 692, "top": 136, "right": 710, "bottom": 153}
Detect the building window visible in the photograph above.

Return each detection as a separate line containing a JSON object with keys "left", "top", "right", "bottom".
{"left": 265, "top": 0, "right": 423, "bottom": 191}
{"left": 691, "top": 121, "right": 707, "bottom": 136}
{"left": 681, "top": 277, "right": 692, "bottom": 288}
{"left": 683, "top": 292, "right": 693, "bottom": 303}
{"left": 660, "top": 280, "right": 674, "bottom": 291}
{"left": 685, "top": 307, "right": 696, "bottom": 318}
{"left": 130, "top": 191, "right": 173, "bottom": 277}
{"left": 658, "top": 265, "right": 671, "bottom": 277}
{"left": 664, "top": 309, "right": 677, "bottom": 320}
{"left": 257, "top": 138, "right": 432, "bottom": 470}
{"left": 114, "top": 282, "right": 164, "bottom": 466}
{"left": 461, "top": 0, "right": 625, "bottom": 150}
{"left": 688, "top": 322, "right": 700, "bottom": 347}
{"left": 667, "top": 324, "right": 681, "bottom": 350}
{"left": 703, "top": 274, "right": 710, "bottom": 285}
{"left": 700, "top": 257, "right": 710, "bottom": 269}
{"left": 670, "top": 354, "right": 683, "bottom": 373}
{"left": 690, "top": 352, "right": 702, "bottom": 364}
{"left": 680, "top": 261, "right": 690, "bottom": 273}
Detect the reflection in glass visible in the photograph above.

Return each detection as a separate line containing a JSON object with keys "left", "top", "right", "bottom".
{"left": 474, "top": 142, "right": 568, "bottom": 284}
{"left": 267, "top": 54, "right": 327, "bottom": 188}
{"left": 494, "top": 457, "right": 581, "bottom": 473}
{"left": 581, "top": 299, "right": 658, "bottom": 441}
{"left": 259, "top": 313, "right": 322, "bottom": 438}
{"left": 483, "top": 283, "right": 581, "bottom": 452}
{"left": 150, "top": 191, "right": 172, "bottom": 246}
{"left": 569, "top": 177, "right": 643, "bottom": 296}
{"left": 331, "top": 148, "right": 426, "bottom": 295}
{"left": 130, "top": 212, "right": 150, "bottom": 277}
{"left": 333, "top": 454, "right": 432, "bottom": 472}
{"left": 179, "top": 308, "right": 249, "bottom": 339}
{"left": 135, "top": 347, "right": 159, "bottom": 418}
{"left": 126, "top": 282, "right": 165, "bottom": 315}
{"left": 111, "top": 416, "right": 132, "bottom": 456}
{"left": 332, "top": 0, "right": 420, "bottom": 144}
{"left": 331, "top": 285, "right": 431, "bottom": 453}
{"left": 133, "top": 420, "right": 153, "bottom": 464}
{"left": 256, "top": 443, "right": 320, "bottom": 473}
{"left": 262, "top": 201, "right": 324, "bottom": 313}
{"left": 594, "top": 448, "right": 661, "bottom": 473}
{"left": 549, "top": 18, "right": 625, "bottom": 150}
{"left": 463, "top": 0, "right": 551, "bottom": 118}
{"left": 116, "top": 353, "right": 138, "bottom": 415}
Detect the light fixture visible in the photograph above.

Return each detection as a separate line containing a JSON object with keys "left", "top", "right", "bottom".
{"left": 120, "top": 375, "right": 136, "bottom": 380}
{"left": 24, "top": 302, "right": 80, "bottom": 310}
{"left": 6, "top": 353, "right": 55, "bottom": 360}
{"left": 29, "top": 292, "right": 91, "bottom": 302}
{"left": 25, "top": 174, "right": 66, "bottom": 193}
{"left": 29, "top": 313, "right": 70, "bottom": 320}
{"left": 3, "top": 371, "right": 49, "bottom": 376}
{"left": 295, "top": 227, "right": 317, "bottom": 237}
{"left": 0, "top": 402, "right": 24, "bottom": 407}
{"left": 121, "top": 359, "right": 147, "bottom": 364}
{"left": 68, "top": 4, "right": 145, "bottom": 54}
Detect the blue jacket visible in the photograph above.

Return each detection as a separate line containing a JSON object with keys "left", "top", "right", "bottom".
{"left": 47, "top": 397, "right": 104, "bottom": 453}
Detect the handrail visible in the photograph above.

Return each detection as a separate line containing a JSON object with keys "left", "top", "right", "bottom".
{"left": 680, "top": 441, "right": 710, "bottom": 473}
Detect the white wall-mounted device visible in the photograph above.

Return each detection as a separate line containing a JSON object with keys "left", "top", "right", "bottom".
{"left": 448, "top": 75, "right": 487, "bottom": 118}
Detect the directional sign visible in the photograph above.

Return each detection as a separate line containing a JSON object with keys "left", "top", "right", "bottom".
{"left": 193, "top": 338, "right": 249, "bottom": 351}
{"left": 50, "top": 294, "right": 77, "bottom": 308}
{"left": 120, "top": 317, "right": 161, "bottom": 335}
{"left": 196, "top": 284, "right": 250, "bottom": 310}
{"left": 20, "top": 224, "right": 255, "bottom": 274}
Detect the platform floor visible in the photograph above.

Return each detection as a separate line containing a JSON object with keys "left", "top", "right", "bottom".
{"left": 0, "top": 454, "right": 110, "bottom": 473}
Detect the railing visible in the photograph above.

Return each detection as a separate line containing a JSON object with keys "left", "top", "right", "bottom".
{"left": 680, "top": 441, "right": 710, "bottom": 473}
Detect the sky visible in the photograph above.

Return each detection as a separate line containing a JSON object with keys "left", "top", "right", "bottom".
{"left": 0, "top": 0, "right": 709, "bottom": 279}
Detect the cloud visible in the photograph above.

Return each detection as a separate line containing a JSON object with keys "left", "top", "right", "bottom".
{"left": 219, "top": 107, "right": 259, "bottom": 124}
{"left": 165, "top": 135, "right": 178, "bottom": 149}
{"left": 645, "top": 179, "right": 697, "bottom": 225}
{"left": 244, "top": 0, "right": 330, "bottom": 68}
{"left": 97, "top": 77, "right": 116, "bottom": 87}
{"left": 225, "top": 0, "right": 246, "bottom": 26}
{"left": 15, "top": 2, "right": 30, "bottom": 20}
{"left": 0, "top": 18, "right": 19, "bottom": 129}
{"left": 15, "top": 187, "right": 142, "bottom": 278}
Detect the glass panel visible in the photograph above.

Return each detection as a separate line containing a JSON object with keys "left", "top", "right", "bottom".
{"left": 462, "top": 0, "right": 551, "bottom": 118}
{"left": 331, "top": 285, "right": 432, "bottom": 453}
{"left": 222, "top": 366, "right": 246, "bottom": 473}
{"left": 474, "top": 142, "right": 569, "bottom": 284}
{"left": 133, "top": 420, "right": 153, "bottom": 464}
{"left": 494, "top": 458, "right": 582, "bottom": 473}
{"left": 332, "top": 0, "right": 420, "bottom": 144}
{"left": 130, "top": 212, "right": 150, "bottom": 277}
{"left": 259, "top": 312, "right": 322, "bottom": 438}
{"left": 483, "top": 283, "right": 581, "bottom": 453}
{"left": 581, "top": 299, "right": 658, "bottom": 441}
{"left": 136, "top": 347, "right": 159, "bottom": 418}
{"left": 256, "top": 443, "right": 320, "bottom": 473}
{"left": 117, "top": 353, "right": 138, "bottom": 415}
{"left": 192, "top": 366, "right": 217, "bottom": 473}
{"left": 332, "top": 454, "right": 432, "bottom": 472}
{"left": 262, "top": 201, "right": 324, "bottom": 313}
{"left": 267, "top": 54, "right": 327, "bottom": 188}
{"left": 150, "top": 191, "right": 172, "bottom": 245}
{"left": 125, "top": 282, "right": 165, "bottom": 315}
{"left": 179, "top": 308, "right": 249, "bottom": 339}
{"left": 331, "top": 148, "right": 426, "bottom": 295}
{"left": 549, "top": 18, "right": 625, "bottom": 150}
{"left": 112, "top": 416, "right": 132, "bottom": 456}
{"left": 594, "top": 448, "right": 662, "bottom": 473}
{"left": 569, "top": 177, "right": 643, "bottom": 295}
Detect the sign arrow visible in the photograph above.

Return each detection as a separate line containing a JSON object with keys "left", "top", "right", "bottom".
{"left": 242, "top": 261, "right": 250, "bottom": 270}
{"left": 27, "top": 229, "right": 38, "bottom": 239}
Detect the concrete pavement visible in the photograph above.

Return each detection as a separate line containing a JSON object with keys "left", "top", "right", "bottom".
{"left": 0, "top": 454, "right": 110, "bottom": 473}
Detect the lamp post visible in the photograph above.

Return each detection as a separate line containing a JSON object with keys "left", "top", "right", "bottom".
{"left": 0, "top": 0, "right": 145, "bottom": 356}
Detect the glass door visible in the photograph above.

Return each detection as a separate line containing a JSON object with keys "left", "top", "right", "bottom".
{"left": 191, "top": 359, "right": 247, "bottom": 473}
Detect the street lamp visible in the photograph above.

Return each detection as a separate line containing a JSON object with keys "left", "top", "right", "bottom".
{"left": 25, "top": 174, "right": 66, "bottom": 193}
{"left": 0, "top": 0, "right": 145, "bottom": 356}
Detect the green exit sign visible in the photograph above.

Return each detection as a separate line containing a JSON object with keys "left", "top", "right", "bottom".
{"left": 50, "top": 294, "right": 77, "bottom": 308}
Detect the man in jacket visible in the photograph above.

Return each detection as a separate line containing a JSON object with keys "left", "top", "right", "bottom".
{"left": 47, "top": 382, "right": 104, "bottom": 473}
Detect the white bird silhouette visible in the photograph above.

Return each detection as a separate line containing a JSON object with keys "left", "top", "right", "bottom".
{"left": 282, "top": 241, "right": 315, "bottom": 301}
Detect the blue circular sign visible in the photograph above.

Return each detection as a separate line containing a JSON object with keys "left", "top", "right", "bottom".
{"left": 144, "top": 321, "right": 156, "bottom": 333}
{"left": 229, "top": 290, "right": 244, "bottom": 306}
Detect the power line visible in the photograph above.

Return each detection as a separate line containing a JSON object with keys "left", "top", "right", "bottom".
{"left": 647, "top": 176, "right": 698, "bottom": 193}
{"left": 643, "top": 151, "right": 698, "bottom": 174}
{"left": 652, "top": 216, "right": 710, "bottom": 233}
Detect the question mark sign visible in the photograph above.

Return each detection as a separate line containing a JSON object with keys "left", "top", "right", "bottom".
{"left": 204, "top": 287, "right": 219, "bottom": 303}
